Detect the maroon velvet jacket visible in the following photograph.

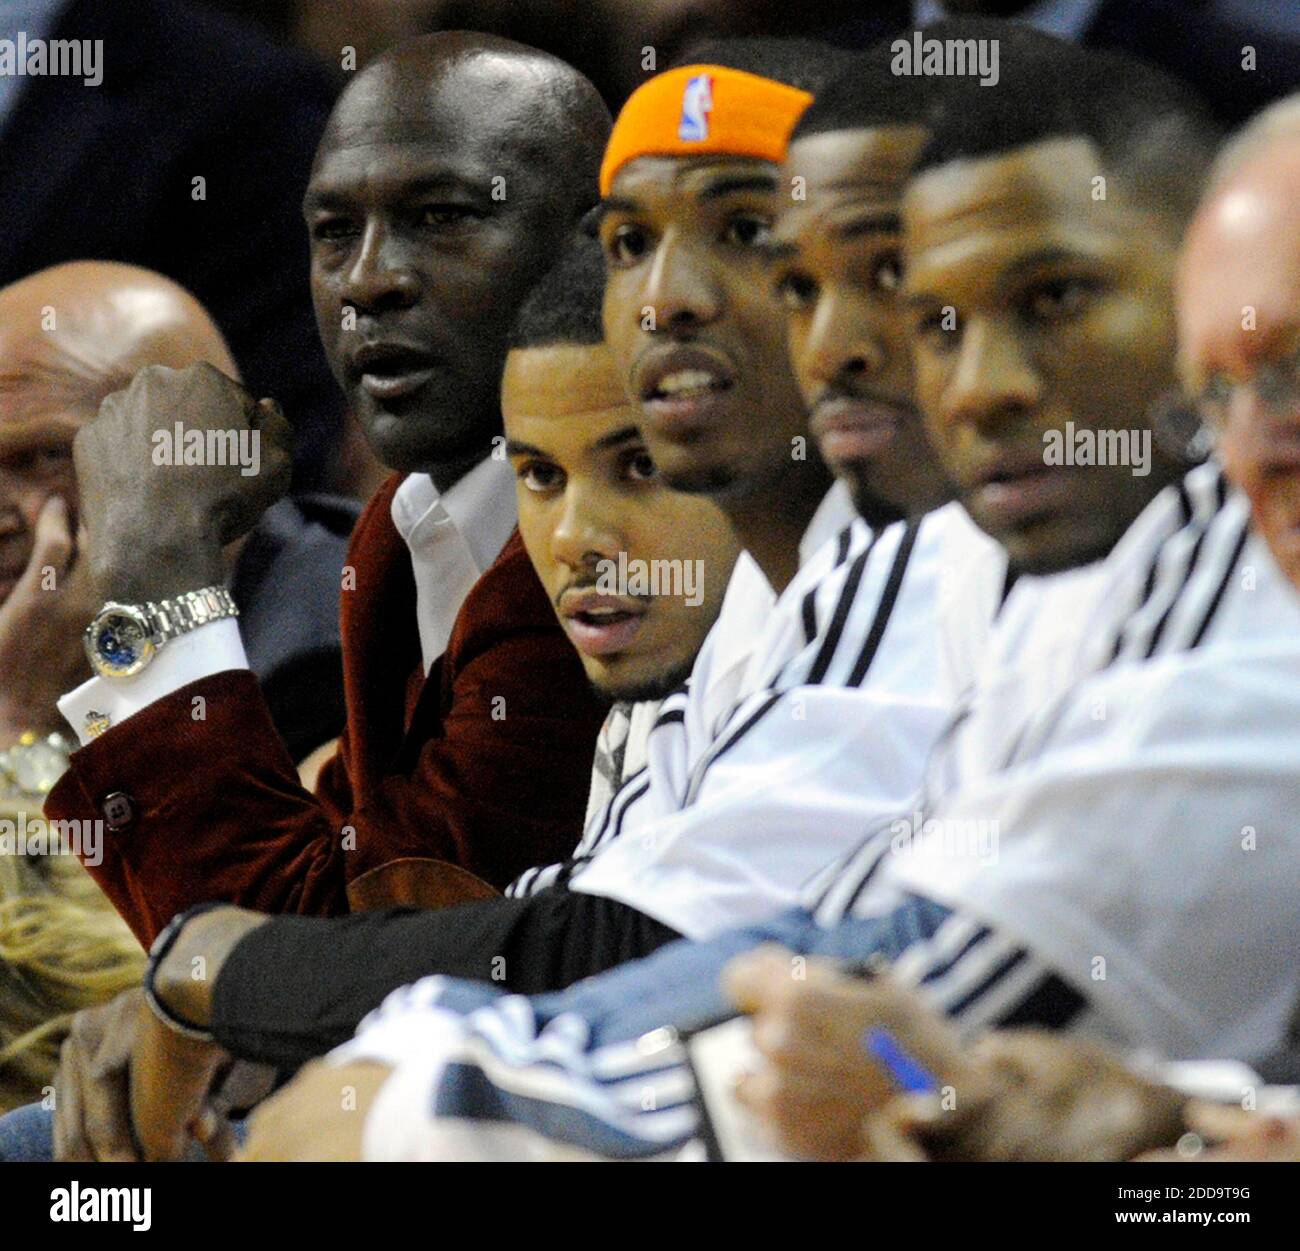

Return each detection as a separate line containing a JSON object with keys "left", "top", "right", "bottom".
{"left": 46, "top": 474, "right": 604, "bottom": 946}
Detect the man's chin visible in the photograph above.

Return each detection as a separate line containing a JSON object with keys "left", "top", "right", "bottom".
{"left": 998, "top": 521, "right": 1116, "bottom": 578}
{"left": 358, "top": 403, "right": 481, "bottom": 476}
{"left": 587, "top": 658, "right": 694, "bottom": 705}
{"left": 659, "top": 460, "right": 740, "bottom": 498}
{"left": 842, "top": 469, "right": 906, "bottom": 529}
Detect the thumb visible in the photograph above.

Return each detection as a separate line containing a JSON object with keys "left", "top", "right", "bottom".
{"left": 861, "top": 1097, "right": 937, "bottom": 1161}
{"left": 721, "top": 945, "right": 799, "bottom": 1013}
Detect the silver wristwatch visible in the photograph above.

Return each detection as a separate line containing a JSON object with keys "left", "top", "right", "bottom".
{"left": 83, "top": 586, "right": 239, "bottom": 679}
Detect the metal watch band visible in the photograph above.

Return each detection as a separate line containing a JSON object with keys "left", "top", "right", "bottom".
{"left": 145, "top": 585, "right": 239, "bottom": 646}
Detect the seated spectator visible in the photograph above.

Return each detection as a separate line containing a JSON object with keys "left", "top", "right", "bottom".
{"left": 42, "top": 33, "right": 614, "bottom": 941}
{"left": 0, "top": 261, "right": 356, "bottom": 760}
{"left": 500, "top": 240, "right": 740, "bottom": 813}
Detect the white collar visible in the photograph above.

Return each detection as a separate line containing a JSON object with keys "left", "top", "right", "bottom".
{"left": 390, "top": 455, "right": 518, "bottom": 670}
{"left": 391, "top": 455, "right": 518, "bottom": 574}
{"left": 799, "top": 479, "right": 858, "bottom": 568}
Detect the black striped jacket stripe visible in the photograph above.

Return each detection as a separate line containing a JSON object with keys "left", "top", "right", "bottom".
{"left": 683, "top": 519, "right": 923, "bottom": 809}
{"left": 1108, "top": 480, "right": 1193, "bottom": 663}
{"left": 1187, "top": 519, "right": 1250, "bottom": 649}
{"left": 813, "top": 468, "right": 1252, "bottom": 918}
{"left": 1108, "top": 467, "right": 1245, "bottom": 663}
{"left": 800, "top": 524, "right": 856, "bottom": 646}
{"left": 1004, "top": 501, "right": 1249, "bottom": 774}
{"left": 845, "top": 520, "right": 920, "bottom": 687}
{"left": 552, "top": 772, "right": 652, "bottom": 889}
{"left": 681, "top": 690, "right": 784, "bottom": 807}
{"left": 806, "top": 533, "right": 879, "bottom": 685}
{"left": 884, "top": 918, "right": 1081, "bottom": 1034}
{"left": 510, "top": 702, "right": 690, "bottom": 895}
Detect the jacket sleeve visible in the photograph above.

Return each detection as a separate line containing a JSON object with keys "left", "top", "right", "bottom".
{"left": 45, "top": 545, "right": 603, "bottom": 947}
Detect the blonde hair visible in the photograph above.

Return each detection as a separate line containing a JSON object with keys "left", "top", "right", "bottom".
{"left": 0, "top": 799, "right": 145, "bottom": 1112}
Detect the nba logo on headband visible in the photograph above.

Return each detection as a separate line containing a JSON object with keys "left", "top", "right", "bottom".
{"left": 678, "top": 73, "right": 713, "bottom": 141}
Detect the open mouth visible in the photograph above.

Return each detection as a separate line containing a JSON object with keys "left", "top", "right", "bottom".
{"left": 560, "top": 591, "right": 648, "bottom": 658}
{"left": 635, "top": 347, "right": 738, "bottom": 433}
{"left": 645, "top": 368, "right": 733, "bottom": 403}
{"left": 350, "top": 343, "right": 439, "bottom": 402}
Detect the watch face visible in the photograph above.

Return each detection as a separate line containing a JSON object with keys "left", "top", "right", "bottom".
{"left": 86, "top": 608, "right": 155, "bottom": 678}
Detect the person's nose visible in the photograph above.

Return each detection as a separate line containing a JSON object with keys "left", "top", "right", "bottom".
{"left": 800, "top": 286, "right": 887, "bottom": 394}
{"left": 338, "top": 218, "right": 421, "bottom": 315}
{"left": 941, "top": 317, "right": 1041, "bottom": 436}
{"left": 640, "top": 232, "right": 724, "bottom": 334}
{"left": 551, "top": 479, "right": 626, "bottom": 578}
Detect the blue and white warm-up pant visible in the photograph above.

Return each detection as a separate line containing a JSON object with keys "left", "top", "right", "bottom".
{"left": 342, "top": 897, "right": 1080, "bottom": 1159}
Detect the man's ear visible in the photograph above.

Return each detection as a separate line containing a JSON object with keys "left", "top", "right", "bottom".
{"left": 580, "top": 204, "right": 604, "bottom": 239}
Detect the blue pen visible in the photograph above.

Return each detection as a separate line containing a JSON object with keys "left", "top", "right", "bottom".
{"left": 862, "top": 1027, "right": 939, "bottom": 1094}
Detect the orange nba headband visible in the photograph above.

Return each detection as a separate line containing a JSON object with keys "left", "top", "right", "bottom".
{"left": 599, "top": 65, "right": 814, "bottom": 196}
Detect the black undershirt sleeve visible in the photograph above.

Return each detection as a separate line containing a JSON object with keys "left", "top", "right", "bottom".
{"left": 209, "top": 890, "right": 680, "bottom": 1070}
{"left": 210, "top": 896, "right": 541, "bottom": 1069}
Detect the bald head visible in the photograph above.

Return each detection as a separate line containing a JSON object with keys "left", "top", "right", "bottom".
{"left": 0, "top": 262, "right": 238, "bottom": 602}
{"left": 321, "top": 32, "right": 610, "bottom": 217}
{"left": 1178, "top": 134, "right": 1300, "bottom": 588}
{"left": 1179, "top": 141, "right": 1300, "bottom": 386}
{"left": 305, "top": 32, "right": 611, "bottom": 481}
{"left": 0, "top": 261, "right": 237, "bottom": 416}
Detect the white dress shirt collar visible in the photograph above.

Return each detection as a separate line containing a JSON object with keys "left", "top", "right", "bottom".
{"left": 391, "top": 455, "right": 518, "bottom": 672}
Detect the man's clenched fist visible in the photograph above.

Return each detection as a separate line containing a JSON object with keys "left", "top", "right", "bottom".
{"left": 74, "top": 363, "right": 293, "bottom": 604}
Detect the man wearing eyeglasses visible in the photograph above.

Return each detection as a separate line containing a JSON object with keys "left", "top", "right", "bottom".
{"left": 1178, "top": 95, "right": 1300, "bottom": 590}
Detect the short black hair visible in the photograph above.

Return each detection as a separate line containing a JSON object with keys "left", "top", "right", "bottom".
{"left": 797, "top": 22, "right": 1073, "bottom": 142}
{"left": 909, "top": 20, "right": 1222, "bottom": 225}
{"left": 792, "top": 40, "right": 929, "bottom": 140}
{"left": 669, "top": 35, "right": 856, "bottom": 96}
{"left": 508, "top": 237, "right": 606, "bottom": 352}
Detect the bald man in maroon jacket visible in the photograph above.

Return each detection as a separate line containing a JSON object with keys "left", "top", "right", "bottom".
{"left": 44, "top": 34, "right": 612, "bottom": 945}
